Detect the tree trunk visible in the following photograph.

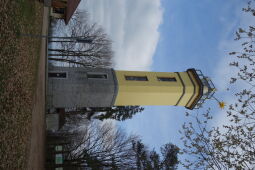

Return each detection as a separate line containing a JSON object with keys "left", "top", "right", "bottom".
{"left": 48, "top": 58, "right": 94, "bottom": 67}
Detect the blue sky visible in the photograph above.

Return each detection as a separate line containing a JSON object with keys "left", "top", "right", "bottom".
{"left": 81, "top": 0, "right": 254, "bottom": 168}
{"left": 117, "top": 0, "right": 248, "bottom": 147}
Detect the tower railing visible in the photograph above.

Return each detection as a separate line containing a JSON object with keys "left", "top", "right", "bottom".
{"left": 194, "top": 70, "right": 216, "bottom": 109}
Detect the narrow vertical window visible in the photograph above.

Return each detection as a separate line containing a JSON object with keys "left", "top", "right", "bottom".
{"left": 157, "top": 77, "right": 176, "bottom": 82}
{"left": 48, "top": 72, "right": 67, "bottom": 78}
{"left": 87, "top": 73, "right": 108, "bottom": 79}
{"left": 125, "top": 76, "right": 148, "bottom": 81}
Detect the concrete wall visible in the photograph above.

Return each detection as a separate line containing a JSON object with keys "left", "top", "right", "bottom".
{"left": 47, "top": 67, "right": 118, "bottom": 108}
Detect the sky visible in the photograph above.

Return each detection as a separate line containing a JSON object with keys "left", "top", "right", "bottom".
{"left": 80, "top": 0, "right": 254, "bottom": 168}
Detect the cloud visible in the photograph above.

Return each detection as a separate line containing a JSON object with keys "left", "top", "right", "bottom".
{"left": 79, "top": 0, "right": 163, "bottom": 70}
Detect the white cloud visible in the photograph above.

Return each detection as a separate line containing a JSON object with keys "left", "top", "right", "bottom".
{"left": 79, "top": 0, "right": 163, "bottom": 70}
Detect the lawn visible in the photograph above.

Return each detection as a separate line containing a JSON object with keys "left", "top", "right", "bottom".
{"left": 0, "top": 0, "right": 44, "bottom": 169}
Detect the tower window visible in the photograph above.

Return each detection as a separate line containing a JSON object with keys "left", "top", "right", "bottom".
{"left": 157, "top": 77, "right": 176, "bottom": 82}
{"left": 87, "top": 73, "right": 108, "bottom": 79}
{"left": 125, "top": 76, "right": 148, "bottom": 81}
{"left": 49, "top": 72, "right": 67, "bottom": 78}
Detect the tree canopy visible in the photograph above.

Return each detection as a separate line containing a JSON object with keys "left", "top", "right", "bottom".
{"left": 132, "top": 140, "right": 179, "bottom": 170}
{"left": 50, "top": 120, "right": 180, "bottom": 170}
{"left": 92, "top": 106, "right": 145, "bottom": 121}
{"left": 49, "top": 10, "right": 113, "bottom": 68}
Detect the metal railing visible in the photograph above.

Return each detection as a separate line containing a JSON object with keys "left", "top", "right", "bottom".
{"left": 194, "top": 70, "right": 216, "bottom": 109}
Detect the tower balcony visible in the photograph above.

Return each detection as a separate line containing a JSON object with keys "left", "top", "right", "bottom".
{"left": 187, "top": 69, "right": 216, "bottom": 109}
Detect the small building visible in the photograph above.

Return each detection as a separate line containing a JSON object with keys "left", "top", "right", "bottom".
{"left": 46, "top": 108, "right": 66, "bottom": 132}
{"left": 44, "top": 0, "right": 81, "bottom": 24}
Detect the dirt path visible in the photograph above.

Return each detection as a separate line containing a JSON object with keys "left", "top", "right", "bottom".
{"left": 27, "top": 6, "right": 49, "bottom": 170}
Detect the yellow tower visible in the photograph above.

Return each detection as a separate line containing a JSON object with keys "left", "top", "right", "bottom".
{"left": 114, "top": 68, "right": 215, "bottom": 109}
{"left": 47, "top": 67, "right": 215, "bottom": 110}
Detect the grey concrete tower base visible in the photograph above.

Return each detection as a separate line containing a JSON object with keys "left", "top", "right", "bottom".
{"left": 47, "top": 66, "right": 118, "bottom": 108}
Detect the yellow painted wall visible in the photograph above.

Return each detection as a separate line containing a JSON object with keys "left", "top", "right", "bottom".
{"left": 114, "top": 70, "right": 201, "bottom": 107}
{"left": 185, "top": 70, "right": 201, "bottom": 108}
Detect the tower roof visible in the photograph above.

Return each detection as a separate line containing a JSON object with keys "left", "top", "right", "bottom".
{"left": 186, "top": 69, "right": 216, "bottom": 109}
{"left": 65, "top": 0, "right": 81, "bottom": 25}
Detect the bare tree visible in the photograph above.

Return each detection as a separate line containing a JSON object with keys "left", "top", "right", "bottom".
{"left": 64, "top": 121, "right": 138, "bottom": 169}
{"left": 180, "top": 1, "right": 255, "bottom": 169}
{"left": 50, "top": 114, "right": 179, "bottom": 169}
{"left": 180, "top": 110, "right": 231, "bottom": 169}
{"left": 49, "top": 10, "right": 113, "bottom": 68}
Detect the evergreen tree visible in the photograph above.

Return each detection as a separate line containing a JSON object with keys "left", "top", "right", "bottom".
{"left": 132, "top": 140, "right": 179, "bottom": 170}
{"left": 93, "top": 106, "right": 144, "bottom": 121}
{"left": 160, "top": 143, "right": 179, "bottom": 170}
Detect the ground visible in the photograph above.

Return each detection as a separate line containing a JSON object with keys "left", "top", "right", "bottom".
{"left": 0, "top": 0, "right": 46, "bottom": 169}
